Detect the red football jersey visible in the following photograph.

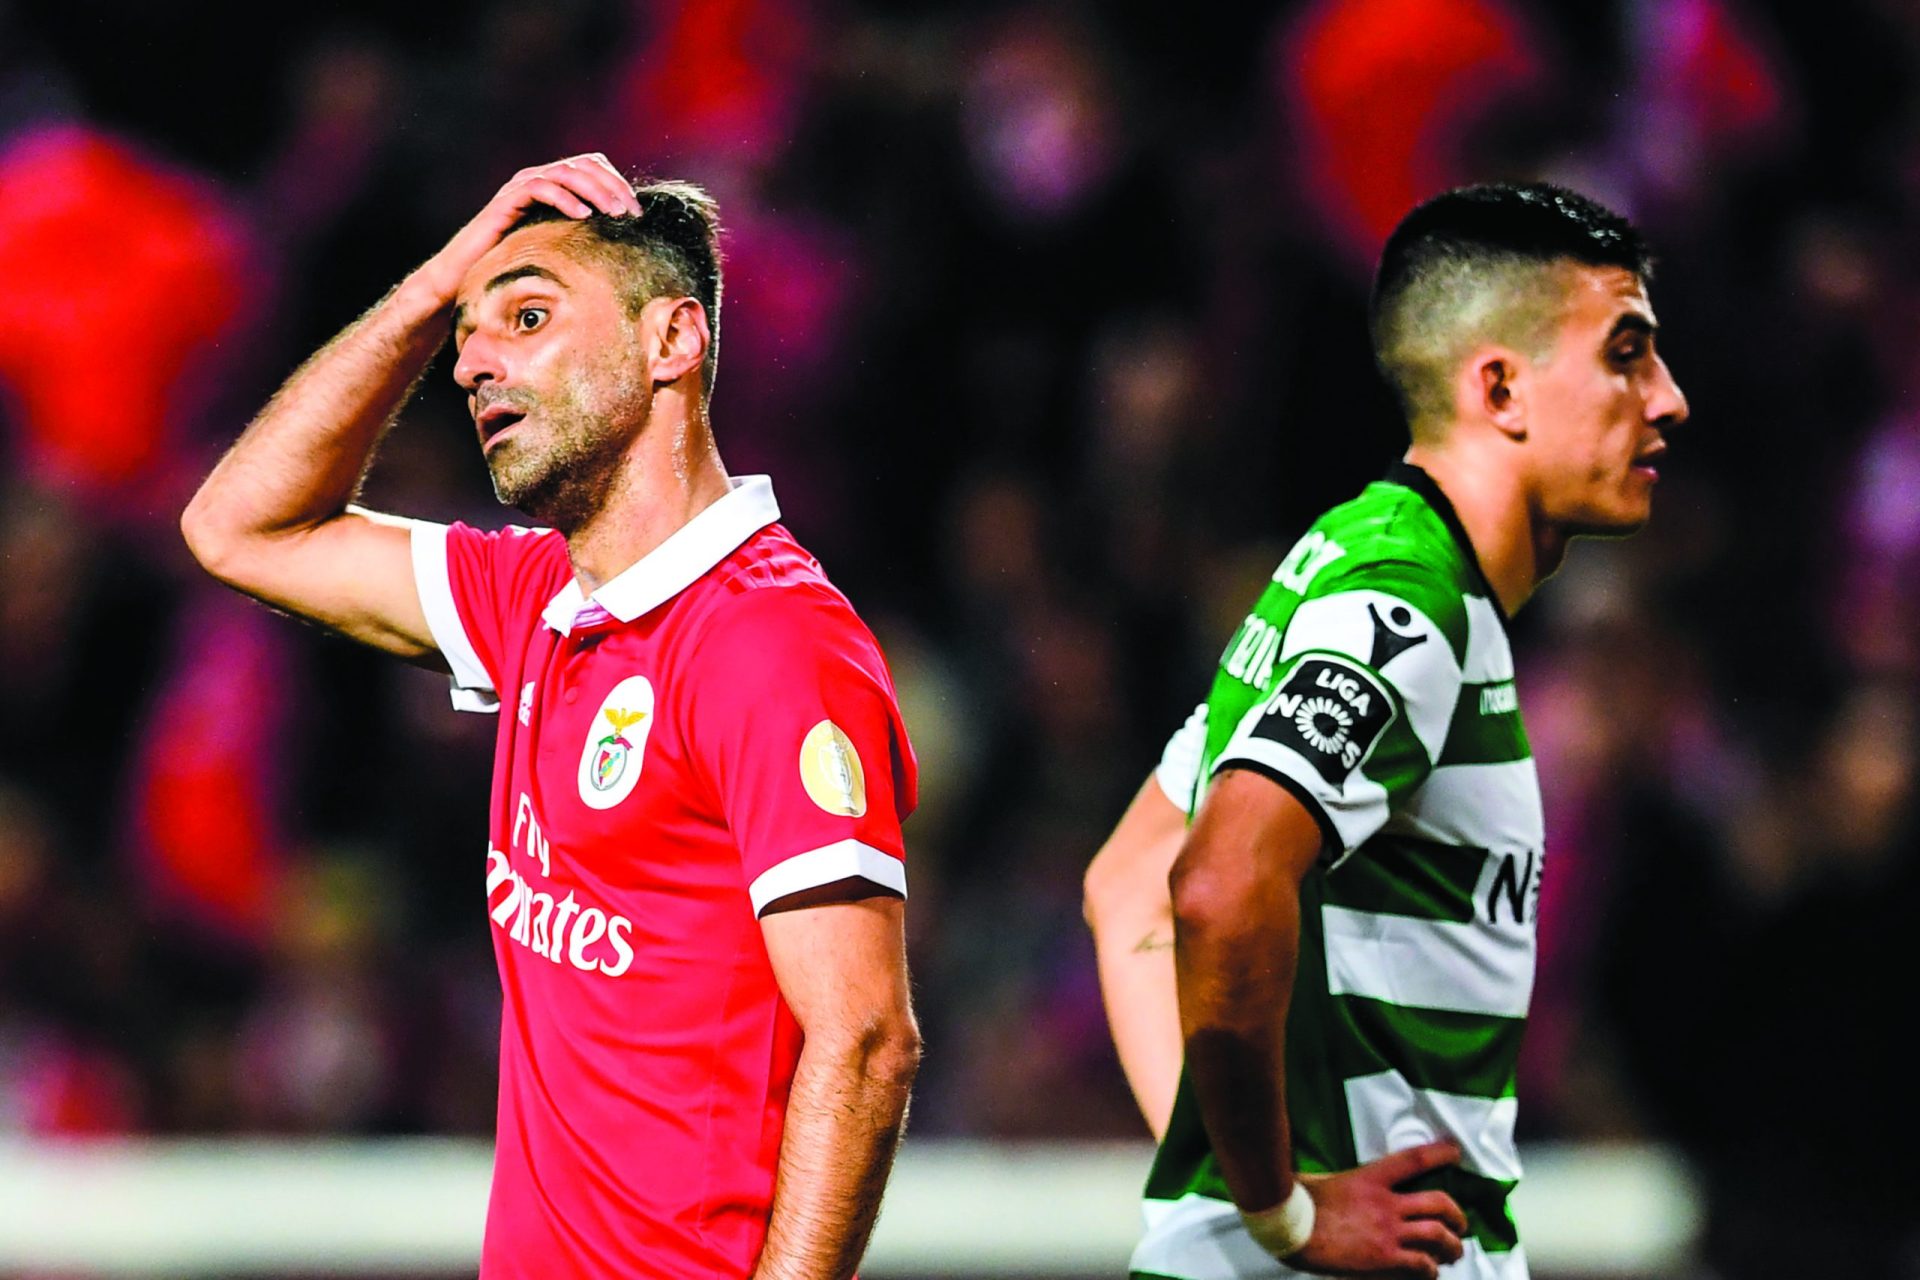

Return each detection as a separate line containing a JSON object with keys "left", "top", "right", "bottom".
{"left": 410, "top": 476, "right": 916, "bottom": 1278}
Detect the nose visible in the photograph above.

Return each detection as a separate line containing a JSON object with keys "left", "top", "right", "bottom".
{"left": 454, "top": 331, "right": 504, "bottom": 391}
{"left": 1648, "top": 354, "right": 1689, "bottom": 428}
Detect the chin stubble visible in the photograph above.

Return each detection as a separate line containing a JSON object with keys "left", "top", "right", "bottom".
{"left": 486, "top": 356, "right": 649, "bottom": 531}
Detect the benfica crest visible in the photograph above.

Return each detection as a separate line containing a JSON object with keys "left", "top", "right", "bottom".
{"left": 578, "top": 676, "right": 655, "bottom": 809}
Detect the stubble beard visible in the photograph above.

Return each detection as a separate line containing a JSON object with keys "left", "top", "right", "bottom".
{"left": 486, "top": 356, "right": 649, "bottom": 533}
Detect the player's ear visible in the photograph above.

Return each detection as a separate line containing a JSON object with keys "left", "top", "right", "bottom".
{"left": 647, "top": 296, "right": 710, "bottom": 388}
{"left": 1462, "top": 347, "right": 1527, "bottom": 442}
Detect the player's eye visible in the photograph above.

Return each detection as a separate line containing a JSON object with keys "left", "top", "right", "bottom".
{"left": 516, "top": 307, "right": 548, "bottom": 332}
{"left": 1610, "top": 338, "right": 1646, "bottom": 367}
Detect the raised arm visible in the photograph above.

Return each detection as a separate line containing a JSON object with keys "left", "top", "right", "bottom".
{"left": 754, "top": 890, "right": 921, "bottom": 1280}
{"left": 179, "top": 155, "right": 640, "bottom": 655}
{"left": 1083, "top": 773, "right": 1188, "bottom": 1139}
{"left": 1172, "top": 767, "right": 1468, "bottom": 1278}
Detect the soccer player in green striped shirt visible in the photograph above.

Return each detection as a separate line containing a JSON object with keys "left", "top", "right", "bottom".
{"left": 1084, "top": 184, "right": 1689, "bottom": 1279}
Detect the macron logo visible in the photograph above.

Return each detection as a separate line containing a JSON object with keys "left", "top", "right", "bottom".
{"left": 519, "top": 682, "right": 535, "bottom": 726}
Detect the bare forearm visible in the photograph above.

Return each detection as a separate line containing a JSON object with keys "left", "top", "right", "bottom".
{"left": 1173, "top": 892, "right": 1300, "bottom": 1212}
{"left": 1091, "top": 912, "right": 1181, "bottom": 1139}
{"left": 184, "top": 275, "right": 449, "bottom": 550}
{"left": 1085, "top": 775, "right": 1189, "bottom": 1139}
{"left": 753, "top": 1029, "right": 919, "bottom": 1280}
{"left": 1168, "top": 771, "right": 1327, "bottom": 1214}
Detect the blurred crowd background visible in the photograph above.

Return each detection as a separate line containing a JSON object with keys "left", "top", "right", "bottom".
{"left": 2, "top": 0, "right": 1917, "bottom": 1276}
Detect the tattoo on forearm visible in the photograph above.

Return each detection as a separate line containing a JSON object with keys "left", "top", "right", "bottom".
{"left": 1133, "top": 929, "right": 1174, "bottom": 954}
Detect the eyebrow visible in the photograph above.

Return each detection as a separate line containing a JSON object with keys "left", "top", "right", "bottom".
{"left": 1607, "top": 313, "right": 1657, "bottom": 342}
{"left": 452, "top": 265, "right": 569, "bottom": 336}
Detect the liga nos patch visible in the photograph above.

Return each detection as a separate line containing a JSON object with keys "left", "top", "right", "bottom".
{"left": 1252, "top": 655, "right": 1394, "bottom": 785}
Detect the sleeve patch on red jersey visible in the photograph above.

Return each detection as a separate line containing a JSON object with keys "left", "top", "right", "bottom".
{"left": 799, "top": 720, "right": 867, "bottom": 817}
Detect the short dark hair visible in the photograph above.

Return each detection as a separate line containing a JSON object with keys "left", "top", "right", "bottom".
{"left": 513, "top": 178, "right": 725, "bottom": 391}
{"left": 1369, "top": 183, "right": 1653, "bottom": 429}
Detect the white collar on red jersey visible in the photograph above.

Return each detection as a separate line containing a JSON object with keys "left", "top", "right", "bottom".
{"left": 539, "top": 475, "right": 781, "bottom": 635}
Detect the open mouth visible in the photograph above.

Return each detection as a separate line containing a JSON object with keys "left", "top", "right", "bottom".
{"left": 1631, "top": 442, "right": 1667, "bottom": 479}
{"left": 476, "top": 407, "right": 526, "bottom": 448}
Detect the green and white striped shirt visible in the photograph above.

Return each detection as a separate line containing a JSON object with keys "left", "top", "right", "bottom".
{"left": 1137, "top": 463, "right": 1537, "bottom": 1280}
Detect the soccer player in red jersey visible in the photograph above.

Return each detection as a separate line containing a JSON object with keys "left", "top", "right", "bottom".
{"left": 182, "top": 155, "right": 921, "bottom": 1279}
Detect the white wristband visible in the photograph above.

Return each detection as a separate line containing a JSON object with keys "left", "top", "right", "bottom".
{"left": 1239, "top": 1181, "right": 1316, "bottom": 1259}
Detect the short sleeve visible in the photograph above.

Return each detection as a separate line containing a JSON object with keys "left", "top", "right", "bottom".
{"left": 1154, "top": 702, "right": 1208, "bottom": 816}
{"left": 410, "top": 520, "right": 567, "bottom": 713}
{"left": 1213, "top": 571, "right": 1464, "bottom": 861}
{"left": 686, "top": 588, "right": 917, "bottom": 916}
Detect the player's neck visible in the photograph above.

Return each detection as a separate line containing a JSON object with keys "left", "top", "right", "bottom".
{"left": 564, "top": 401, "right": 731, "bottom": 596}
{"left": 1401, "top": 443, "right": 1542, "bottom": 615}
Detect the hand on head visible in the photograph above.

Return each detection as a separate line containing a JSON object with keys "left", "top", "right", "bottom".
{"left": 419, "top": 154, "right": 640, "bottom": 304}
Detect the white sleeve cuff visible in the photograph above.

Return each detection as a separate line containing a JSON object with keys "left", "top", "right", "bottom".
{"left": 409, "top": 521, "right": 500, "bottom": 713}
{"left": 748, "top": 839, "right": 908, "bottom": 916}
{"left": 1154, "top": 702, "right": 1209, "bottom": 815}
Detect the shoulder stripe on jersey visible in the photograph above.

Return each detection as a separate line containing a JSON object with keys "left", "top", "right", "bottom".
{"left": 408, "top": 521, "right": 499, "bottom": 713}
{"left": 747, "top": 838, "right": 907, "bottom": 916}
{"left": 1279, "top": 592, "right": 1461, "bottom": 763}
{"left": 1321, "top": 905, "right": 1534, "bottom": 1018}
{"left": 1311, "top": 559, "right": 1472, "bottom": 665}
